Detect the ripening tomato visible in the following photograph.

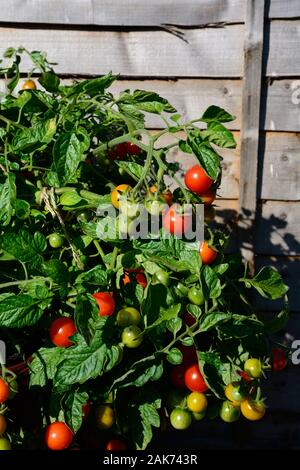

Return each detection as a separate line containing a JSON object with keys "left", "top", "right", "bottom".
{"left": 50, "top": 317, "right": 76, "bottom": 348}
{"left": 244, "top": 358, "right": 262, "bottom": 379}
{"left": 187, "top": 392, "right": 208, "bottom": 413}
{"left": 200, "top": 242, "right": 218, "bottom": 265}
{"left": 117, "top": 307, "right": 141, "bottom": 327}
{"left": 106, "top": 439, "right": 127, "bottom": 451}
{"left": 220, "top": 401, "right": 240, "bottom": 423}
{"left": 94, "top": 405, "right": 115, "bottom": 430}
{"left": 240, "top": 400, "right": 266, "bottom": 421}
{"left": 0, "top": 378, "right": 9, "bottom": 404}
{"left": 121, "top": 325, "right": 143, "bottom": 348}
{"left": 111, "top": 184, "right": 132, "bottom": 209}
{"left": 0, "top": 437, "right": 11, "bottom": 450}
{"left": 163, "top": 205, "right": 191, "bottom": 237}
{"left": 126, "top": 142, "right": 141, "bottom": 156}
{"left": 170, "top": 365, "right": 187, "bottom": 388}
{"left": 225, "top": 382, "right": 246, "bottom": 406}
{"left": 184, "top": 165, "right": 213, "bottom": 195}
{"left": 149, "top": 186, "right": 173, "bottom": 206}
{"left": 22, "top": 79, "right": 36, "bottom": 90}
{"left": 184, "top": 364, "right": 208, "bottom": 393}
{"left": 272, "top": 348, "right": 288, "bottom": 371}
{"left": 170, "top": 409, "right": 192, "bottom": 430}
{"left": 0, "top": 415, "right": 7, "bottom": 435}
{"left": 93, "top": 292, "right": 116, "bottom": 317}
{"left": 45, "top": 422, "right": 73, "bottom": 450}
{"left": 201, "top": 189, "right": 216, "bottom": 206}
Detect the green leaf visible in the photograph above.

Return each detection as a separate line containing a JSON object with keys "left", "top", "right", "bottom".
{"left": 204, "top": 121, "right": 236, "bottom": 148}
{"left": 186, "top": 304, "right": 202, "bottom": 319}
{"left": 62, "top": 73, "right": 117, "bottom": 97}
{"left": 53, "top": 128, "right": 90, "bottom": 185}
{"left": 12, "top": 118, "right": 56, "bottom": 153}
{"left": 15, "top": 199, "right": 31, "bottom": 220}
{"left": 29, "top": 347, "right": 64, "bottom": 387}
{"left": 64, "top": 390, "right": 89, "bottom": 433}
{"left": 166, "top": 317, "right": 182, "bottom": 336}
{"left": 240, "top": 267, "right": 289, "bottom": 300}
{"left": 117, "top": 161, "right": 144, "bottom": 180}
{"left": 263, "top": 304, "right": 289, "bottom": 334}
{"left": 0, "top": 230, "right": 45, "bottom": 267}
{"left": 200, "top": 312, "right": 230, "bottom": 332}
{"left": 0, "top": 174, "right": 16, "bottom": 226}
{"left": 198, "top": 351, "right": 227, "bottom": 398}
{"left": 75, "top": 294, "right": 100, "bottom": 344}
{"left": 187, "top": 131, "right": 221, "bottom": 180}
{"left": 202, "top": 105, "right": 235, "bottom": 123}
{"left": 75, "top": 265, "right": 111, "bottom": 287}
{"left": 119, "top": 89, "right": 176, "bottom": 114}
{"left": 0, "top": 293, "right": 46, "bottom": 327}
{"left": 54, "top": 326, "right": 119, "bottom": 386}
{"left": 39, "top": 71, "right": 60, "bottom": 92}
{"left": 42, "top": 259, "right": 69, "bottom": 285}
{"left": 166, "top": 348, "right": 183, "bottom": 365}
{"left": 201, "top": 266, "right": 222, "bottom": 299}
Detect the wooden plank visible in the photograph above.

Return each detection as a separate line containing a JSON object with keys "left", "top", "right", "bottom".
{"left": 0, "top": 0, "right": 246, "bottom": 26}
{"left": 269, "top": 0, "right": 300, "bottom": 19}
{"left": 156, "top": 131, "right": 240, "bottom": 199}
{"left": 255, "top": 201, "right": 300, "bottom": 255}
{"left": 0, "top": 26, "right": 244, "bottom": 77}
{"left": 3, "top": 77, "right": 300, "bottom": 131}
{"left": 255, "top": 257, "right": 300, "bottom": 312}
{"left": 239, "top": 0, "right": 265, "bottom": 264}
{"left": 266, "top": 20, "right": 300, "bottom": 76}
{"left": 259, "top": 133, "right": 300, "bottom": 200}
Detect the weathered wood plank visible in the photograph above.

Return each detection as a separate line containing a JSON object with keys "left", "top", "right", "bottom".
{"left": 0, "top": 26, "right": 244, "bottom": 78}
{"left": 3, "top": 78, "right": 300, "bottom": 132}
{"left": 269, "top": 0, "right": 300, "bottom": 19}
{"left": 255, "top": 257, "right": 300, "bottom": 312}
{"left": 239, "top": 0, "right": 265, "bottom": 264}
{"left": 255, "top": 201, "right": 300, "bottom": 255}
{"left": 0, "top": 0, "right": 246, "bottom": 26}
{"left": 266, "top": 20, "right": 300, "bottom": 76}
{"left": 259, "top": 132, "right": 300, "bottom": 200}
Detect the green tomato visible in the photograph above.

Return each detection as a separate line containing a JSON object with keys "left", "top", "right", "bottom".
{"left": 144, "top": 199, "right": 167, "bottom": 216}
{"left": 244, "top": 358, "right": 262, "bottom": 378}
{"left": 48, "top": 233, "right": 64, "bottom": 248}
{"left": 119, "top": 200, "right": 140, "bottom": 219}
{"left": 225, "top": 382, "right": 246, "bottom": 405}
{"left": 121, "top": 325, "right": 143, "bottom": 348}
{"left": 174, "top": 282, "right": 189, "bottom": 298}
{"left": 153, "top": 269, "right": 170, "bottom": 287}
{"left": 188, "top": 286, "right": 205, "bottom": 306}
{"left": 220, "top": 401, "right": 240, "bottom": 423}
{"left": 77, "top": 210, "right": 91, "bottom": 223}
{"left": 117, "top": 307, "right": 141, "bottom": 327}
{"left": 0, "top": 437, "right": 11, "bottom": 450}
{"left": 170, "top": 409, "right": 192, "bottom": 430}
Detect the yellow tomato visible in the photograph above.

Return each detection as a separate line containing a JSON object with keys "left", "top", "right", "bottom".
{"left": 187, "top": 392, "right": 208, "bottom": 413}
{"left": 111, "top": 184, "right": 132, "bottom": 209}
{"left": 240, "top": 400, "right": 266, "bottom": 421}
{"left": 94, "top": 405, "right": 115, "bottom": 429}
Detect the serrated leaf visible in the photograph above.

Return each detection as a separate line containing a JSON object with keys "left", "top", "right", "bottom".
{"left": 29, "top": 347, "right": 65, "bottom": 387}
{"left": 202, "top": 105, "right": 235, "bottom": 123}
{"left": 0, "top": 293, "right": 47, "bottom": 327}
{"left": 202, "top": 265, "right": 222, "bottom": 299}
{"left": 240, "top": 267, "right": 289, "bottom": 300}
{"left": 0, "top": 174, "right": 16, "bottom": 226}
{"left": 0, "top": 229, "right": 45, "bottom": 267}
{"left": 64, "top": 390, "right": 89, "bottom": 433}
{"left": 12, "top": 118, "right": 56, "bottom": 153}
{"left": 75, "top": 294, "right": 100, "bottom": 344}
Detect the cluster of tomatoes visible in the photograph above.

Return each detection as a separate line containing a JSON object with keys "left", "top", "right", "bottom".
{"left": 0, "top": 375, "right": 18, "bottom": 450}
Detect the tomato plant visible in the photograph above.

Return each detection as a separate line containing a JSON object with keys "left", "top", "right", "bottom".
{"left": 0, "top": 48, "right": 289, "bottom": 450}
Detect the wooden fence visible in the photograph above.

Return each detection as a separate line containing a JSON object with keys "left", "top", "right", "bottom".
{"left": 0, "top": 0, "right": 299, "bottom": 448}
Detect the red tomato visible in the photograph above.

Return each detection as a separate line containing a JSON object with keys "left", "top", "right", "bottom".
{"left": 200, "top": 241, "right": 218, "bottom": 265}
{"left": 184, "top": 364, "right": 208, "bottom": 392}
{"left": 0, "top": 378, "right": 9, "bottom": 404}
{"left": 184, "top": 165, "right": 213, "bottom": 195}
{"left": 272, "top": 348, "right": 288, "bottom": 371}
{"left": 126, "top": 142, "right": 141, "bottom": 156}
{"left": 136, "top": 273, "right": 147, "bottom": 289}
{"left": 170, "top": 365, "right": 187, "bottom": 388}
{"left": 82, "top": 401, "right": 91, "bottom": 420}
{"left": 178, "top": 344, "right": 198, "bottom": 365}
{"left": 106, "top": 439, "right": 127, "bottom": 451}
{"left": 45, "top": 422, "right": 73, "bottom": 450}
{"left": 183, "top": 311, "right": 197, "bottom": 327}
{"left": 92, "top": 292, "right": 116, "bottom": 317}
{"left": 108, "top": 143, "right": 128, "bottom": 160}
{"left": 49, "top": 317, "right": 76, "bottom": 348}
{"left": 163, "top": 205, "right": 191, "bottom": 237}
